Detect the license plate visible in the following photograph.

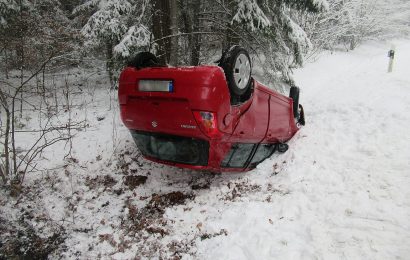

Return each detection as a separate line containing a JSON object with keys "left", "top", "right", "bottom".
{"left": 139, "top": 80, "right": 174, "bottom": 92}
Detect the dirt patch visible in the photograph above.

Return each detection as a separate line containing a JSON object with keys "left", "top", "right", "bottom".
{"left": 85, "top": 175, "right": 117, "bottom": 190}
{"left": 124, "top": 175, "right": 147, "bottom": 190}
{"left": 225, "top": 181, "right": 262, "bottom": 201}
{"left": 191, "top": 181, "right": 211, "bottom": 190}
{"left": 146, "top": 226, "right": 169, "bottom": 237}
{"left": 149, "top": 191, "right": 193, "bottom": 208}
{"left": 200, "top": 229, "right": 228, "bottom": 241}
{"left": 116, "top": 152, "right": 134, "bottom": 174}
{"left": 0, "top": 216, "right": 65, "bottom": 259}
{"left": 120, "top": 191, "right": 195, "bottom": 258}
{"left": 166, "top": 239, "right": 196, "bottom": 259}
{"left": 125, "top": 191, "right": 194, "bottom": 233}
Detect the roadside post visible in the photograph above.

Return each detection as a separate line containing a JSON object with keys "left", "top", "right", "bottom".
{"left": 387, "top": 45, "right": 395, "bottom": 73}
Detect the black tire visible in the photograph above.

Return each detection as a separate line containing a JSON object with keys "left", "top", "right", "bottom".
{"left": 277, "top": 143, "right": 289, "bottom": 153}
{"left": 219, "top": 46, "right": 252, "bottom": 97}
{"left": 289, "top": 86, "right": 300, "bottom": 118}
{"left": 128, "top": 52, "right": 159, "bottom": 69}
{"left": 298, "top": 104, "right": 305, "bottom": 126}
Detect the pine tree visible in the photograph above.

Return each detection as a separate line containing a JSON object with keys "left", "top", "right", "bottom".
{"left": 202, "top": 0, "right": 328, "bottom": 85}
{"left": 76, "top": 0, "right": 150, "bottom": 88}
{"left": 1, "top": 0, "right": 77, "bottom": 78}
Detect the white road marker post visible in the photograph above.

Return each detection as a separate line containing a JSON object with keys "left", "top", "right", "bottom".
{"left": 387, "top": 45, "right": 395, "bottom": 73}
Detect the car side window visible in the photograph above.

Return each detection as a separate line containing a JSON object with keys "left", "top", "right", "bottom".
{"left": 221, "top": 143, "right": 255, "bottom": 168}
{"left": 249, "top": 144, "right": 276, "bottom": 168}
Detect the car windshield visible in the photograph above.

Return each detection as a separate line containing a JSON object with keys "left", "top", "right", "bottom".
{"left": 221, "top": 143, "right": 276, "bottom": 169}
{"left": 249, "top": 144, "right": 276, "bottom": 168}
{"left": 221, "top": 143, "right": 255, "bottom": 168}
{"left": 131, "top": 131, "right": 209, "bottom": 166}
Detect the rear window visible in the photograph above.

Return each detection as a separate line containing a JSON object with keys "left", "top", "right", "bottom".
{"left": 131, "top": 131, "right": 209, "bottom": 166}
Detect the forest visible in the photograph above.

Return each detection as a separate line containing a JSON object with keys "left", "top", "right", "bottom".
{"left": 1, "top": 0, "right": 410, "bottom": 259}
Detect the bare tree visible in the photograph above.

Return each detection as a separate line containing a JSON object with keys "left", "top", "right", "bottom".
{"left": 0, "top": 56, "right": 83, "bottom": 193}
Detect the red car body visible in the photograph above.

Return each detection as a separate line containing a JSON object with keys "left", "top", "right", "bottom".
{"left": 118, "top": 65, "right": 300, "bottom": 172}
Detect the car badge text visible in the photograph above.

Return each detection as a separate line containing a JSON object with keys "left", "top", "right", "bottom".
{"left": 181, "top": 124, "right": 196, "bottom": 129}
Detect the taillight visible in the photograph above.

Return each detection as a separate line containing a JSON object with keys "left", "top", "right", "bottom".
{"left": 193, "top": 111, "right": 221, "bottom": 138}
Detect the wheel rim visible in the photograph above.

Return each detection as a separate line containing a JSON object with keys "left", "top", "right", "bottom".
{"left": 233, "top": 53, "right": 251, "bottom": 90}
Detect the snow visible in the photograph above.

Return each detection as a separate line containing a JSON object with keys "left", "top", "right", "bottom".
{"left": 284, "top": 13, "right": 312, "bottom": 54}
{"left": 1, "top": 39, "right": 410, "bottom": 258}
{"left": 81, "top": 0, "right": 134, "bottom": 46}
{"left": 114, "top": 25, "right": 151, "bottom": 57}
{"left": 187, "top": 39, "right": 410, "bottom": 259}
{"left": 232, "top": 0, "right": 271, "bottom": 31}
{"left": 312, "top": 0, "right": 329, "bottom": 11}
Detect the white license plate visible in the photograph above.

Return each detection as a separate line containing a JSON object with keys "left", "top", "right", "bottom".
{"left": 139, "top": 80, "right": 174, "bottom": 92}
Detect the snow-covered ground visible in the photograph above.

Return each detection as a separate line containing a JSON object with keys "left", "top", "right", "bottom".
{"left": 1, "top": 39, "right": 410, "bottom": 259}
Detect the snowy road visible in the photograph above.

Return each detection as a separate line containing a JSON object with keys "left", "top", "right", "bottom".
{"left": 164, "top": 40, "right": 410, "bottom": 259}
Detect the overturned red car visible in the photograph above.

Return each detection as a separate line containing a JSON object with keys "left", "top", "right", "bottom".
{"left": 118, "top": 46, "right": 304, "bottom": 172}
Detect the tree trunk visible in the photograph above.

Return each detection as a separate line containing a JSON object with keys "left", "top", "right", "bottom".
{"left": 11, "top": 97, "right": 17, "bottom": 178}
{"left": 105, "top": 41, "right": 115, "bottom": 89}
{"left": 0, "top": 164, "right": 5, "bottom": 184}
{"left": 181, "top": 2, "right": 191, "bottom": 64}
{"left": 191, "top": 0, "right": 201, "bottom": 65}
{"left": 42, "top": 66, "right": 46, "bottom": 95}
{"left": 0, "top": 91, "right": 10, "bottom": 184}
{"left": 169, "top": 0, "right": 178, "bottom": 66}
{"left": 180, "top": 0, "right": 200, "bottom": 66}
{"left": 152, "top": 0, "right": 172, "bottom": 65}
{"left": 3, "top": 108, "right": 10, "bottom": 183}
{"left": 19, "top": 0, "right": 24, "bottom": 119}
{"left": 3, "top": 47, "right": 9, "bottom": 79}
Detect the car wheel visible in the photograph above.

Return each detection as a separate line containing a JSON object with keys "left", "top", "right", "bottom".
{"left": 128, "top": 52, "right": 159, "bottom": 69}
{"left": 277, "top": 143, "right": 289, "bottom": 153}
{"left": 219, "top": 46, "right": 252, "bottom": 98}
{"left": 289, "top": 86, "right": 300, "bottom": 118}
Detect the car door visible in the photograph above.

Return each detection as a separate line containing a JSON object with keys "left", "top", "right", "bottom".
{"left": 229, "top": 88, "right": 270, "bottom": 143}
{"left": 265, "top": 93, "right": 291, "bottom": 142}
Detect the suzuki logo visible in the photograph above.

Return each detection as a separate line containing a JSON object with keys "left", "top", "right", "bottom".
{"left": 151, "top": 121, "right": 158, "bottom": 128}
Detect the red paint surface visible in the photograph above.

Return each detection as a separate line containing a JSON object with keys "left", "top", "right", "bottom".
{"left": 118, "top": 65, "right": 300, "bottom": 172}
